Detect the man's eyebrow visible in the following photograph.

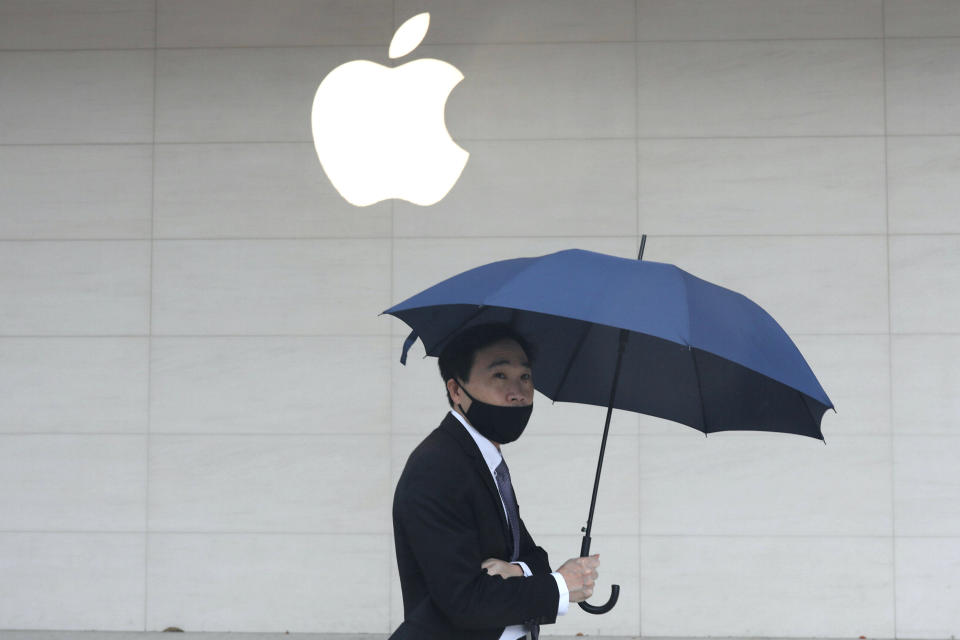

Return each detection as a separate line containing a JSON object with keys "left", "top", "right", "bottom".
{"left": 487, "top": 359, "right": 532, "bottom": 369}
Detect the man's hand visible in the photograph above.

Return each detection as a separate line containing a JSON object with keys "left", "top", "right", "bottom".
{"left": 481, "top": 557, "right": 523, "bottom": 579}
{"left": 556, "top": 554, "right": 600, "bottom": 602}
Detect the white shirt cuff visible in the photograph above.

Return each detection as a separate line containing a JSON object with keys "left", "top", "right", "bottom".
{"left": 510, "top": 563, "right": 568, "bottom": 616}
{"left": 550, "top": 572, "right": 569, "bottom": 616}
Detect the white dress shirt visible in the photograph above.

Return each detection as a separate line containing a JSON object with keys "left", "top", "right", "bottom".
{"left": 450, "top": 409, "right": 569, "bottom": 640}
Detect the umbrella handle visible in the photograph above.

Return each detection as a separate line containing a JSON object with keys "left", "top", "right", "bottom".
{"left": 578, "top": 584, "right": 620, "bottom": 615}
{"left": 576, "top": 534, "right": 620, "bottom": 615}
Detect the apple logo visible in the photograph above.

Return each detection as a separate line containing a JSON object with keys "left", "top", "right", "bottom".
{"left": 311, "top": 13, "right": 469, "bottom": 207}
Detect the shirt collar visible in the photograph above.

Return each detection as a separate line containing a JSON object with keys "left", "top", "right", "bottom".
{"left": 450, "top": 409, "right": 502, "bottom": 473}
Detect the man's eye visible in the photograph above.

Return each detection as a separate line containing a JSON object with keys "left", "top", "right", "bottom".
{"left": 494, "top": 372, "right": 506, "bottom": 379}
{"left": 521, "top": 373, "right": 531, "bottom": 381}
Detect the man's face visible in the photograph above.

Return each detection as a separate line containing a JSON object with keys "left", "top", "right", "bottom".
{"left": 450, "top": 338, "right": 533, "bottom": 411}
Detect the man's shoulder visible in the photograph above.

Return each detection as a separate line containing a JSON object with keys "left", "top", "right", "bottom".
{"left": 398, "top": 414, "right": 475, "bottom": 484}
{"left": 407, "top": 416, "right": 469, "bottom": 465}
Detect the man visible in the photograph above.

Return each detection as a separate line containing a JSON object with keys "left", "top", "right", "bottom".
{"left": 390, "top": 323, "right": 600, "bottom": 640}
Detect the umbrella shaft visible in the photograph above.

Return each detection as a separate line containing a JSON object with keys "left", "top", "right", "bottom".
{"left": 583, "top": 329, "right": 628, "bottom": 542}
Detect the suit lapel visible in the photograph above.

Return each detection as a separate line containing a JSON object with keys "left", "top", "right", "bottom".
{"left": 438, "top": 413, "right": 512, "bottom": 548}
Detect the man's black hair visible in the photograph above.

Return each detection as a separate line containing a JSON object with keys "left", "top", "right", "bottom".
{"left": 438, "top": 323, "right": 535, "bottom": 408}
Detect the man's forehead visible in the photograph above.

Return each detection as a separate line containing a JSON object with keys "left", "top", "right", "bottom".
{"left": 473, "top": 339, "right": 531, "bottom": 369}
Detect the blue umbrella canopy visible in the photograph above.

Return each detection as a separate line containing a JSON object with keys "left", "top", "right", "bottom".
{"left": 385, "top": 247, "right": 833, "bottom": 439}
{"left": 385, "top": 245, "right": 834, "bottom": 614}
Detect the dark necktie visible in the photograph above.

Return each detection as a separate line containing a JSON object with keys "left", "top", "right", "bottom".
{"left": 494, "top": 458, "right": 540, "bottom": 640}
{"left": 494, "top": 458, "right": 520, "bottom": 561}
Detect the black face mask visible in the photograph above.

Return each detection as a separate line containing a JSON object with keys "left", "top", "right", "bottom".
{"left": 455, "top": 379, "right": 533, "bottom": 444}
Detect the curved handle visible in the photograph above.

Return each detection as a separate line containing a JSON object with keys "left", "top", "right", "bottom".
{"left": 578, "top": 584, "right": 620, "bottom": 615}
{"left": 576, "top": 533, "right": 619, "bottom": 615}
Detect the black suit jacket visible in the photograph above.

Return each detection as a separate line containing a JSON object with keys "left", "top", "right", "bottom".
{"left": 389, "top": 412, "right": 560, "bottom": 640}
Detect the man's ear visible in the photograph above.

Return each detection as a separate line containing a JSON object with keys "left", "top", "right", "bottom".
{"left": 446, "top": 377, "right": 460, "bottom": 403}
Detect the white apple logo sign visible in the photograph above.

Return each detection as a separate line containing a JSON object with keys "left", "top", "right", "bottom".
{"left": 311, "top": 13, "right": 469, "bottom": 207}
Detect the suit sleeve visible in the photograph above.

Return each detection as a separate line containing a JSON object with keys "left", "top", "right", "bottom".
{"left": 396, "top": 464, "right": 559, "bottom": 629}
{"left": 516, "top": 512, "right": 563, "bottom": 624}
{"left": 516, "top": 515, "right": 552, "bottom": 576}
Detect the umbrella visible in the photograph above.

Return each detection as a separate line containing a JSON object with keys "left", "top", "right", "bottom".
{"left": 383, "top": 237, "right": 834, "bottom": 614}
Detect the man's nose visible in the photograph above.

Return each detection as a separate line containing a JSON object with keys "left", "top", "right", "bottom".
{"left": 506, "top": 383, "right": 530, "bottom": 403}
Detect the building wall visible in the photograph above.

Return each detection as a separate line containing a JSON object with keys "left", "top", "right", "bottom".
{"left": 0, "top": 0, "right": 958, "bottom": 637}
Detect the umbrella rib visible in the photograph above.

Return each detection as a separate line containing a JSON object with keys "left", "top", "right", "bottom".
{"left": 800, "top": 391, "right": 827, "bottom": 442}
{"left": 551, "top": 321, "right": 593, "bottom": 400}
{"left": 689, "top": 347, "right": 710, "bottom": 434}
{"left": 423, "top": 305, "right": 490, "bottom": 355}
{"left": 677, "top": 268, "right": 706, "bottom": 432}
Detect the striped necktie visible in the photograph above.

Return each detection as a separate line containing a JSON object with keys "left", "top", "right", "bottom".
{"left": 494, "top": 458, "right": 520, "bottom": 561}
{"left": 494, "top": 458, "right": 539, "bottom": 640}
